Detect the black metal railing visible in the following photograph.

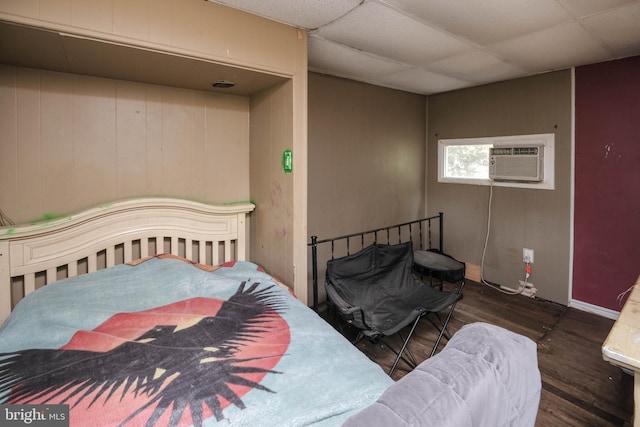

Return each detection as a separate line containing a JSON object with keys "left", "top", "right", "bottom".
{"left": 308, "top": 212, "right": 443, "bottom": 309}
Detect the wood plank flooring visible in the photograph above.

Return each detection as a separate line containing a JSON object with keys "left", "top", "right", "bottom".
{"left": 322, "top": 280, "right": 634, "bottom": 426}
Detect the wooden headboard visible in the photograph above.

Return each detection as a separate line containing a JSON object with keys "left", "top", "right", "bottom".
{"left": 0, "top": 198, "right": 255, "bottom": 323}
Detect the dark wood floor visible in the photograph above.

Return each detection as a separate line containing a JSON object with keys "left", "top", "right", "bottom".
{"left": 322, "top": 280, "right": 634, "bottom": 426}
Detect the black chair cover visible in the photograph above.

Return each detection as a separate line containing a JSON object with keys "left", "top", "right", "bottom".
{"left": 325, "top": 242, "right": 463, "bottom": 374}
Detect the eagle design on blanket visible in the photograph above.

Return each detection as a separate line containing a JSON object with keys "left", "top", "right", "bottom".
{"left": 0, "top": 281, "right": 289, "bottom": 426}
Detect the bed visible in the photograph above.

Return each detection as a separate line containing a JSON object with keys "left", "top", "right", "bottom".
{"left": 0, "top": 198, "right": 541, "bottom": 426}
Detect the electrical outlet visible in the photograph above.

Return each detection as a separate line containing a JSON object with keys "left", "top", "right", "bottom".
{"left": 523, "top": 248, "right": 534, "bottom": 263}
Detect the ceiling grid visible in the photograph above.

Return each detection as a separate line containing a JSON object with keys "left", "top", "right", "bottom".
{"left": 210, "top": 0, "right": 640, "bottom": 94}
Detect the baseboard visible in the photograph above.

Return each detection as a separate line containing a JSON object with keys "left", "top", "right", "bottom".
{"left": 464, "top": 263, "right": 620, "bottom": 321}
{"left": 569, "top": 299, "right": 619, "bottom": 320}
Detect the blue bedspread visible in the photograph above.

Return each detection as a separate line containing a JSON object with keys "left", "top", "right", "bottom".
{"left": 0, "top": 257, "right": 393, "bottom": 426}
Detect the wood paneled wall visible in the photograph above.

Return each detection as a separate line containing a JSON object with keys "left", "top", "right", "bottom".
{"left": 0, "top": 0, "right": 299, "bottom": 74}
{"left": 0, "top": 65, "right": 250, "bottom": 223}
{"left": 307, "top": 73, "right": 427, "bottom": 303}
{"left": 250, "top": 81, "right": 295, "bottom": 287}
{"left": 308, "top": 73, "right": 426, "bottom": 237}
{"left": 427, "top": 71, "right": 572, "bottom": 305}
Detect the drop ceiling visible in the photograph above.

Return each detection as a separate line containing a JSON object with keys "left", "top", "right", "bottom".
{"left": 210, "top": 0, "right": 640, "bottom": 95}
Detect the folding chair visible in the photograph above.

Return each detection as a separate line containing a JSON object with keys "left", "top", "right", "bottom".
{"left": 325, "top": 242, "right": 464, "bottom": 375}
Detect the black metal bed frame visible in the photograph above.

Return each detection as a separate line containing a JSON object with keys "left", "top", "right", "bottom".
{"left": 308, "top": 212, "right": 444, "bottom": 309}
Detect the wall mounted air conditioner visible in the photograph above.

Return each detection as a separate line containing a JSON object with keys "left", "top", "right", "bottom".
{"left": 489, "top": 146, "right": 543, "bottom": 182}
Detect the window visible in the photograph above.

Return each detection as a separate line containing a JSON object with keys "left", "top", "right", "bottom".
{"left": 438, "top": 133, "right": 555, "bottom": 190}
{"left": 444, "top": 144, "right": 492, "bottom": 179}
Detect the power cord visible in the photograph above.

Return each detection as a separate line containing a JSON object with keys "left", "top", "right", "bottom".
{"left": 617, "top": 285, "right": 635, "bottom": 307}
{"left": 480, "top": 181, "right": 523, "bottom": 295}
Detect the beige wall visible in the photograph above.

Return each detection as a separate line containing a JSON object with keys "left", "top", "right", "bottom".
{"left": 0, "top": 0, "right": 299, "bottom": 74}
{"left": 308, "top": 72, "right": 426, "bottom": 303}
{"left": 250, "top": 80, "right": 296, "bottom": 287}
{"left": 427, "top": 70, "right": 573, "bottom": 304}
{"left": 0, "top": 65, "right": 250, "bottom": 223}
{"left": 0, "top": 0, "right": 309, "bottom": 302}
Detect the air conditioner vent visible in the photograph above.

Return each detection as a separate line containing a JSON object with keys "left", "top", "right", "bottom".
{"left": 513, "top": 146, "right": 539, "bottom": 155}
{"left": 489, "top": 146, "right": 543, "bottom": 182}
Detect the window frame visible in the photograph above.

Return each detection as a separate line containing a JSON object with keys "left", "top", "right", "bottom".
{"left": 437, "top": 133, "right": 555, "bottom": 190}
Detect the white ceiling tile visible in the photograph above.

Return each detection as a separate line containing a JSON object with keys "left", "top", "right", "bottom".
{"left": 208, "top": 0, "right": 361, "bottom": 29}
{"left": 382, "top": 0, "right": 574, "bottom": 44}
{"left": 489, "top": 22, "right": 613, "bottom": 71}
{"left": 379, "top": 67, "right": 472, "bottom": 95}
{"left": 314, "top": 1, "right": 472, "bottom": 65}
{"left": 208, "top": 0, "right": 640, "bottom": 95}
{"left": 556, "top": 0, "right": 637, "bottom": 18}
{"left": 308, "top": 36, "right": 406, "bottom": 81}
{"left": 582, "top": 2, "right": 640, "bottom": 57}
{"left": 426, "top": 50, "right": 529, "bottom": 84}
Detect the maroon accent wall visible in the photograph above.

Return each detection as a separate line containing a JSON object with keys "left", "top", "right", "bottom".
{"left": 574, "top": 56, "right": 640, "bottom": 311}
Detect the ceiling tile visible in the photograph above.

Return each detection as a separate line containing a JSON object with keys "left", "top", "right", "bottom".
{"left": 379, "top": 67, "right": 471, "bottom": 95}
{"left": 314, "top": 1, "right": 472, "bottom": 65}
{"left": 207, "top": 0, "right": 640, "bottom": 95}
{"left": 582, "top": 2, "right": 640, "bottom": 57}
{"left": 308, "top": 36, "right": 406, "bottom": 81}
{"left": 556, "top": 0, "right": 637, "bottom": 18}
{"left": 382, "top": 0, "right": 574, "bottom": 45}
{"left": 426, "top": 50, "right": 529, "bottom": 84}
{"left": 489, "top": 22, "right": 613, "bottom": 71}
{"left": 208, "top": 0, "right": 361, "bottom": 29}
